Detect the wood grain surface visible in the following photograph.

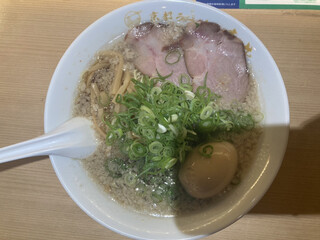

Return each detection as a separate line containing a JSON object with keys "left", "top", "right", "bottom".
{"left": 0, "top": 0, "right": 319, "bottom": 239}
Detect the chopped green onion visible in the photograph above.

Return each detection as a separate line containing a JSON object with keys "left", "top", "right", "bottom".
{"left": 165, "top": 49, "right": 181, "bottom": 65}
{"left": 181, "top": 127, "right": 187, "bottom": 139}
{"left": 169, "top": 114, "right": 178, "bottom": 122}
{"left": 138, "top": 112, "right": 157, "bottom": 127}
{"left": 105, "top": 158, "right": 123, "bottom": 178}
{"left": 103, "top": 71, "right": 257, "bottom": 178}
{"left": 190, "top": 99, "right": 204, "bottom": 113}
{"left": 141, "top": 128, "right": 155, "bottom": 140}
{"left": 196, "top": 86, "right": 210, "bottom": 100}
{"left": 200, "top": 106, "right": 213, "bottom": 120}
{"left": 114, "top": 128, "right": 123, "bottom": 138}
{"left": 151, "top": 190, "right": 163, "bottom": 203}
{"left": 124, "top": 173, "right": 137, "bottom": 187}
{"left": 150, "top": 86, "right": 162, "bottom": 96}
{"left": 168, "top": 124, "right": 178, "bottom": 136}
{"left": 184, "top": 90, "right": 195, "bottom": 100}
{"left": 115, "top": 94, "right": 122, "bottom": 103}
{"left": 179, "top": 73, "right": 192, "bottom": 85}
{"left": 163, "top": 158, "right": 177, "bottom": 169}
{"left": 163, "top": 146, "right": 175, "bottom": 157}
{"left": 180, "top": 84, "right": 193, "bottom": 91}
{"left": 149, "top": 141, "right": 163, "bottom": 154}
{"left": 106, "top": 129, "right": 122, "bottom": 145}
{"left": 157, "top": 124, "right": 167, "bottom": 133}
{"left": 199, "top": 144, "right": 214, "bottom": 158}
{"left": 130, "top": 141, "right": 148, "bottom": 158}
{"left": 155, "top": 69, "right": 173, "bottom": 80}
{"left": 152, "top": 156, "right": 162, "bottom": 162}
{"left": 140, "top": 105, "right": 155, "bottom": 118}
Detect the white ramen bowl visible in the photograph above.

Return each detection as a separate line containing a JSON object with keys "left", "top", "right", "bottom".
{"left": 44, "top": 0, "right": 290, "bottom": 239}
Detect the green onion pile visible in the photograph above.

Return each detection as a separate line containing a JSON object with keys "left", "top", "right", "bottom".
{"left": 103, "top": 72, "right": 255, "bottom": 177}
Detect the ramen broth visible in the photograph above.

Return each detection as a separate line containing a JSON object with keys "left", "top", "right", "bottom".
{"left": 73, "top": 21, "right": 262, "bottom": 216}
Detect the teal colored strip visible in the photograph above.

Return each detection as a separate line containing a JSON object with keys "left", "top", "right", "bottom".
{"left": 237, "top": 0, "right": 320, "bottom": 9}
{"left": 242, "top": 4, "right": 320, "bottom": 9}
{"left": 239, "top": 0, "right": 246, "bottom": 8}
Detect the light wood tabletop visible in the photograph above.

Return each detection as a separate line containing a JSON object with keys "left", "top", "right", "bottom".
{"left": 0, "top": 0, "right": 319, "bottom": 239}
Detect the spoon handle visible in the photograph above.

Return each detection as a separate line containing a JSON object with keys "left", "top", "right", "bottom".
{"left": 0, "top": 117, "right": 97, "bottom": 164}
{"left": 0, "top": 129, "right": 75, "bottom": 163}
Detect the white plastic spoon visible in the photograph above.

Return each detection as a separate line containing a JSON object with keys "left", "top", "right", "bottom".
{"left": 0, "top": 117, "right": 98, "bottom": 164}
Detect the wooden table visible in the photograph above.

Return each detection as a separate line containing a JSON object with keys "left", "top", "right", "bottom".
{"left": 0, "top": 0, "right": 319, "bottom": 239}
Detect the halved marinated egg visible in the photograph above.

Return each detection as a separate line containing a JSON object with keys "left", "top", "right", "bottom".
{"left": 179, "top": 141, "right": 238, "bottom": 199}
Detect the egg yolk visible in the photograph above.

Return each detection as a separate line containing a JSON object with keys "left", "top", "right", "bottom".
{"left": 179, "top": 141, "right": 238, "bottom": 199}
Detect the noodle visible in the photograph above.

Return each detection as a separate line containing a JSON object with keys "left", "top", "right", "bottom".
{"left": 126, "top": 80, "right": 135, "bottom": 93}
{"left": 81, "top": 51, "right": 125, "bottom": 138}
{"left": 101, "top": 51, "right": 125, "bottom": 95}
{"left": 112, "top": 70, "right": 131, "bottom": 102}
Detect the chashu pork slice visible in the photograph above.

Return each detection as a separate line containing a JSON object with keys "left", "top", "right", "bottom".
{"left": 180, "top": 21, "right": 249, "bottom": 103}
{"left": 125, "top": 22, "right": 189, "bottom": 86}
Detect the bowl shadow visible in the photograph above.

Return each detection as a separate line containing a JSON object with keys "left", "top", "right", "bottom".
{"left": 0, "top": 156, "right": 47, "bottom": 172}
{"left": 173, "top": 115, "right": 320, "bottom": 236}
{"left": 250, "top": 114, "right": 320, "bottom": 215}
